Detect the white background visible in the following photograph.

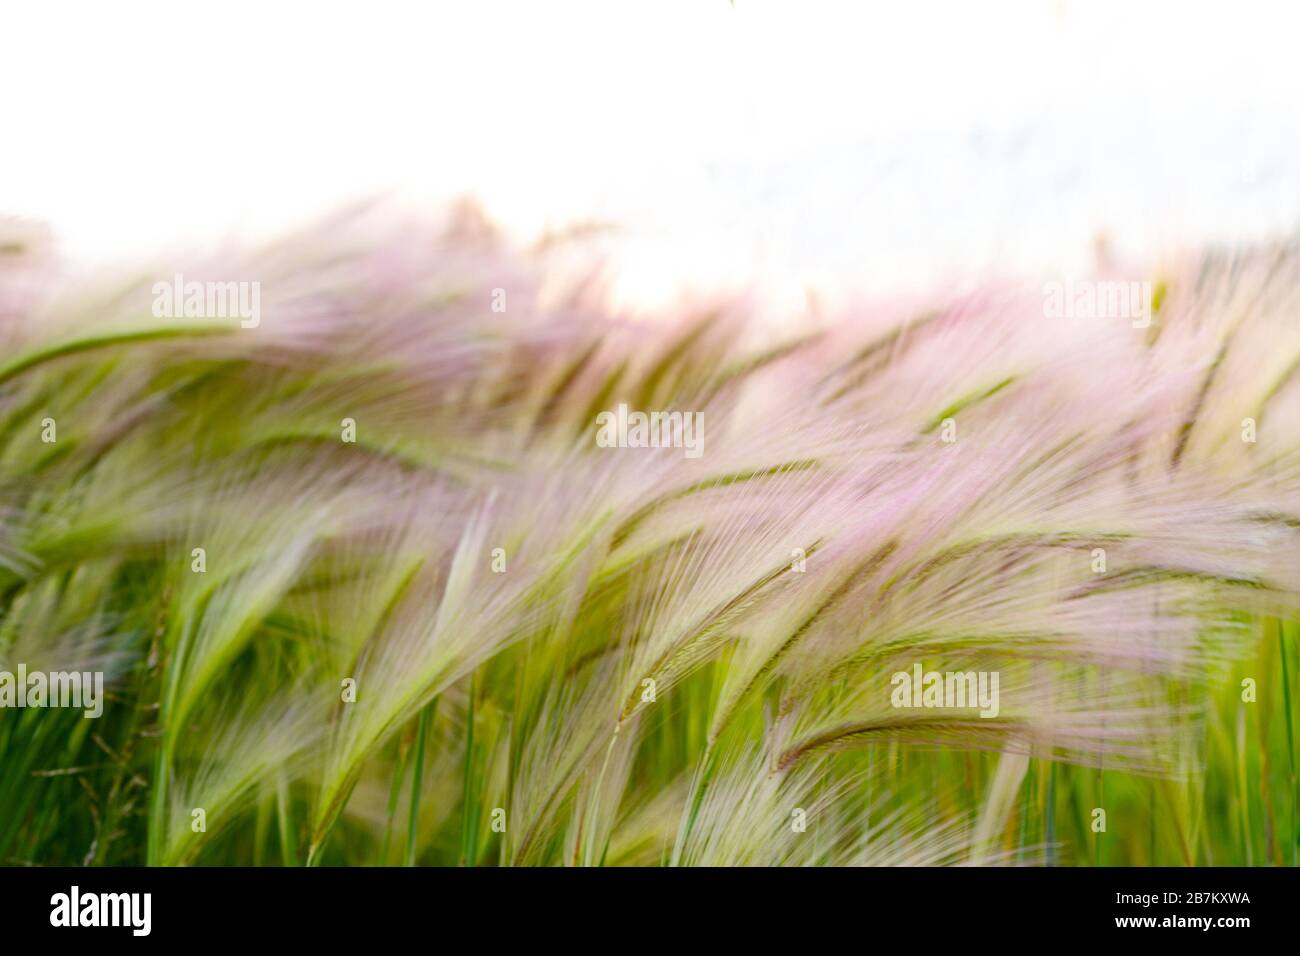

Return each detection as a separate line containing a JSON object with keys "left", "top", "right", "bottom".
{"left": 3, "top": 0, "right": 1298, "bottom": 310}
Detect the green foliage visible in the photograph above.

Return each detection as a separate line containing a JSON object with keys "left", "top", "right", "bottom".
{"left": 1, "top": 221, "right": 1297, "bottom": 865}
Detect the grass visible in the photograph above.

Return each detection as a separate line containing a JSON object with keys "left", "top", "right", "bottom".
{"left": 0, "top": 212, "right": 1297, "bottom": 866}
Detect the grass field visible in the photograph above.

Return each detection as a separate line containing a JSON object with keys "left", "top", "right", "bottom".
{"left": 0, "top": 213, "right": 1296, "bottom": 866}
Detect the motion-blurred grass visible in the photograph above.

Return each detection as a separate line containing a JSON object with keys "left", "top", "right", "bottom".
{"left": 1, "top": 213, "right": 1296, "bottom": 866}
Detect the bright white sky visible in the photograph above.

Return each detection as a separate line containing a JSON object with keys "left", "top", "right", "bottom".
{"left": 3, "top": 0, "right": 1298, "bottom": 310}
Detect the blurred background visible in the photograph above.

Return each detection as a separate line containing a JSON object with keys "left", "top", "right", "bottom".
{"left": 3, "top": 0, "right": 1298, "bottom": 316}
